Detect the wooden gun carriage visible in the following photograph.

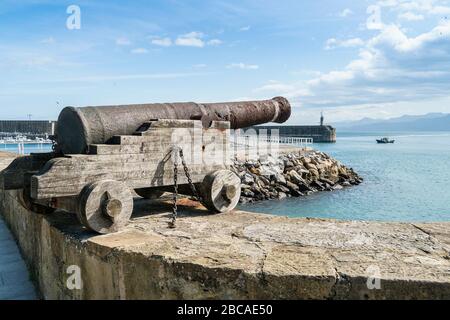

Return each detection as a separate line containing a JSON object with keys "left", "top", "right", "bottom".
{"left": 0, "top": 98, "right": 291, "bottom": 234}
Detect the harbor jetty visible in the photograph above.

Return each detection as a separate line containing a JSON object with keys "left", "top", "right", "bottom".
{"left": 232, "top": 149, "right": 362, "bottom": 204}
{"left": 252, "top": 112, "right": 337, "bottom": 143}
{"left": 253, "top": 125, "right": 337, "bottom": 143}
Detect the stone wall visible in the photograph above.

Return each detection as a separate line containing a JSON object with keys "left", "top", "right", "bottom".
{"left": 1, "top": 188, "right": 449, "bottom": 300}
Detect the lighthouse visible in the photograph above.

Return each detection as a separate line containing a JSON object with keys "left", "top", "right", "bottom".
{"left": 320, "top": 112, "right": 324, "bottom": 126}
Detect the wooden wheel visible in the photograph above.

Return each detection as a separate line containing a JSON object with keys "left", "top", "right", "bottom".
{"left": 77, "top": 180, "right": 133, "bottom": 234}
{"left": 135, "top": 188, "right": 165, "bottom": 200}
{"left": 200, "top": 170, "right": 241, "bottom": 213}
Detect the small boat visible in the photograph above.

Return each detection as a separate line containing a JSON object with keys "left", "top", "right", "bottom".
{"left": 376, "top": 137, "right": 395, "bottom": 144}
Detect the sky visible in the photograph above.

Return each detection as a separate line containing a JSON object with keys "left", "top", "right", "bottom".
{"left": 0, "top": 0, "right": 450, "bottom": 124}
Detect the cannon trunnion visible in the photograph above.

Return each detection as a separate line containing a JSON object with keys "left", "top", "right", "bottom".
{"left": 0, "top": 119, "right": 241, "bottom": 234}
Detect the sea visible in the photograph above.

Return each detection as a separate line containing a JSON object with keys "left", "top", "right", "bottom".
{"left": 5, "top": 132, "right": 450, "bottom": 222}
{"left": 1, "top": 143, "right": 51, "bottom": 154}
{"left": 239, "top": 132, "right": 450, "bottom": 222}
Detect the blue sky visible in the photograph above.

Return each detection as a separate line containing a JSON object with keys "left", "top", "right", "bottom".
{"left": 1, "top": 0, "right": 449, "bottom": 124}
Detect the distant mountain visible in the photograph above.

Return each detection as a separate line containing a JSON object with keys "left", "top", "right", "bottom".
{"left": 333, "top": 113, "right": 450, "bottom": 132}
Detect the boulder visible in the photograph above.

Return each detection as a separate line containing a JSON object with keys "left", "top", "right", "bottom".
{"left": 288, "top": 170, "right": 306, "bottom": 185}
{"left": 257, "top": 176, "right": 271, "bottom": 186}
{"left": 311, "top": 180, "right": 325, "bottom": 191}
{"left": 274, "top": 173, "right": 287, "bottom": 186}
{"left": 286, "top": 181, "right": 300, "bottom": 192}
{"left": 319, "top": 178, "right": 335, "bottom": 186}
{"left": 242, "top": 173, "right": 255, "bottom": 185}
{"left": 277, "top": 192, "right": 287, "bottom": 200}
{"left": 333, "top": 184, "right": 344, "bottom": 190}
{"left": 242, "top": 189, "right": 255, "bottom": 197}
{"left": 290, "top": 190, "right": 304, "bottom": 197}
{"left": 309, "top": 169, "right": 320, "bottom": 180}
{"left": 275, "top": 185, "right": 291, "bottom": 194}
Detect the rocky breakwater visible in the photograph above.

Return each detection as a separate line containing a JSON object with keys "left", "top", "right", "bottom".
{"left": 232, "top": 150, "right": 363, "bottom": 204}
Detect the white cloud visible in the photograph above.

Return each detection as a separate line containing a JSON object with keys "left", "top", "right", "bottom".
{"left": 116, "top": 37, "right": 131, "bottom": 46}
{"left": 148, "top": 32, "right": 221, "bottom": 48}
{"left": 398, "top": 12, "right": 424, "bottom": 21}
{"left": 207, "top": 39, "right": 222, "bottom": 46}
{"left": 339, "top": 8, "right": 354, "bottom": 17}
{"left": 309, "top": 20, "right": 450, "bottom": 106}
{"left": 325, "top": 38, "right": 365, "bottom": 50}
{"left": 131, "top": 48, "right": 149, "bottom": 54}
{"left": 175, "top": 32, "right": 205, "bottom": 47}
{"left": 227, "top": 62, "right": 259, "bottom": 70}
{"left": 151, "top": 37, "right": 172, "bottom": 47}
{"left": 240, "top": 26, "right": 251, "bottom": 31}
{"left": 382, "top": 0, "right": 450, "bottom": 15}
{"left": 254, "top": 8, "right": 450, "bottom": 114}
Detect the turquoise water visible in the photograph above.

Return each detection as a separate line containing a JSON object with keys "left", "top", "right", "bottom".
{"left": 239, "top": 132, "right": 450, "bottom": 222}
{"left": 1, "top": 143, "right": 52, "bottom": 154}
{"left": 5, "top": 136, "right": 450, "bottom": 222}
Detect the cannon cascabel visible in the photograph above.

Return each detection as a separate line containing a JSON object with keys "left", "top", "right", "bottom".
{"left": 55, "top": 97, "right": 291, "bottom": 155}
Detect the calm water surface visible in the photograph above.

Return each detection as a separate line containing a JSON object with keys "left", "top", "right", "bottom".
{"left": 5, "top": 136, "right": 450, "bottom": 222}
{"left": 239, "top": 132, "right": 450, "bottom": 222}
{"left": 1, "top": 143, "right": 51, "bottom": 154}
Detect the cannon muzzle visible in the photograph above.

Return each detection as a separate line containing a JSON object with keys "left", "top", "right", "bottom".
{"left": 56, "top": 97, "right": 291, "bottom": 154}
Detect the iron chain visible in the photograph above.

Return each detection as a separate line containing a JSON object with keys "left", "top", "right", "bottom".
{"left": 179, "top": 149, "right": 203, "bottom": 203}
{"left": 169, "top": 147, "right": 203, "bottom": 228}
{"left": 168, "top": 147, "right": 179, "bottom": 228}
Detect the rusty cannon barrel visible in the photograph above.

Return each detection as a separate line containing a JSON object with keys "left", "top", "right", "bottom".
{"left": 55, "top": 97, "right": 291, "bottom": 154}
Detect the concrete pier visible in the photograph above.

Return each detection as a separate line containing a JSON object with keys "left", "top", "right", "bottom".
{"left": 0, "top": 153, "right": 37, "bottom": 300}
{"left": 0, "top": 216, "right": 37, "bottom": 300}
{"left": 253, "top": 125, "right": 337, "bottom": 143}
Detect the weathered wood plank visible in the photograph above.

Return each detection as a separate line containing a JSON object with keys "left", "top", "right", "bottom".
{"left": 0, "top": 153, "right": 54, "bottom": 190}
{"left": 209, "top": 121, "right": 231, "bottom": 129}
{"left": 32, "top": 164, "right": 227, "bottom": 199}
{"left": 34, "top": 163, "right": 227, "bottom": 185}
{"left": 31, "top": 121, "right": 231, "bottom": 199}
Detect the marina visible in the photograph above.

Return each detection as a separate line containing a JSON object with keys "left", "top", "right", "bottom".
{"left": 0, "top": 134, "right": 52, "bottom": 155}
{"left": 0, "top": 134, "right": 53, "bottom": 145}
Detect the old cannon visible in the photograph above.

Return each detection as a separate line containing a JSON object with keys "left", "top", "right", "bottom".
{"left": 0, "top": 97, "right": 291, "bottom": 234}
